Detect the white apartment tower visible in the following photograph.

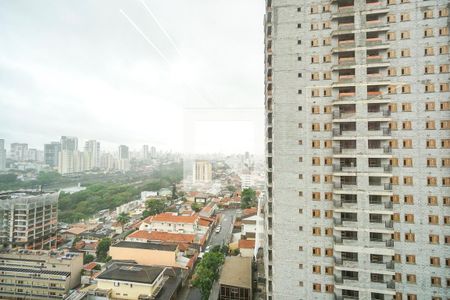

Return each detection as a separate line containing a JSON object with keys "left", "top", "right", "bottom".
{"left": 193, "top": 160, "right": 213, "bottom": 183}
{"left": 84, "top": 139, "right": 101, "bottom": 169}
{"left": 264, "top": 1, "right": 449, "bottom": 300}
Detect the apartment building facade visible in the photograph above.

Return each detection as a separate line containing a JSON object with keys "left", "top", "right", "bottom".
{"left": 264, "top": 0, "right": 449, "bottom": 299}
{"left": 0, "top": 191, "right": 59, "bottom": 250}
{"left": 0, "top": 249, "right": 83, "bottom": 300}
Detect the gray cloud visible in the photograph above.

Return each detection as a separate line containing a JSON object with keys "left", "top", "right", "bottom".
{"left": 0, "top": 0, "right": 264, "bottom": 153}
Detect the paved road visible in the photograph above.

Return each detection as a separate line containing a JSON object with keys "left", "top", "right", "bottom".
{"left": 178, "top": 209, "right": 237, "bottom": 300}
{"left": 208, "top": 209, "right": 236, "bottom": 247}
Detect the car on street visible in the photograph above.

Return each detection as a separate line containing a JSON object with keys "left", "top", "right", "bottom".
{"left": 215, "top": 226, "right": 221, "bottom": 233}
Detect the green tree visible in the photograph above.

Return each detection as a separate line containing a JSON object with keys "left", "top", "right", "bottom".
{"left": 145, "top": 199, "right": 166, "bottom": 216}
{"left": 83, "top": 254, "right": 95, "bottom": 264}
{"left": 96, "top": 238, "right": 111, "bottom": 262}
{"left": 192, "top": 251, "right": 225, "bottom": 300}
{"left": 240, "top": 188, "right": 257, "bottom": 209}
{"left": 116, "top": 212, "right": 130, "bottom": 230}
{"left": 191, "top": 203, "right": 202, "bottom": 212}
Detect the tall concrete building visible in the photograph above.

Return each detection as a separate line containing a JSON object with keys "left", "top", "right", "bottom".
{"left": 0, "top": 191, "right": 59, "bottom": 250}
{"left": 10, "top": 143, "right": 28, "bottom": 161}
{"left": 118, "top": 145, "right": 130, "bottom": 172}
{"left": 84, "top": 139, "right": 100, "bottom": 169}
{"left": 193, "top": 160, "right": 212, "bottom": 183}
{"left": 60, "top": 136, "right": 78, "bottom": 151}
{"left": 142, "top": 144, "right": 149, "bottom": 160}
{"left": 58, "top": 136, "right": 80, "bottom": 175}
{"left": 27, "top": 148, "right": 38, "bottom": 161}
{"left": 0, "top": 139, "right": 6, "bottom": 170}
{"left": 44, "top": 141, "right": 61, "bottom": 167}
{"left": 263, "top": 1, "right": 449, "bottom": 300}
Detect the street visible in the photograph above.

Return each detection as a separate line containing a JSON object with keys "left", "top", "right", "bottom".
{"left": 178, "top": 208, "right": 237, "bottom": 300}
{"left": 208, "top": 208, "right": 236, "bottom": 247}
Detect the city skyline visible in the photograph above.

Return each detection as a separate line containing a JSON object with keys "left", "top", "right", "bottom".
{"left": 0, "top": 0, "right": 265, "bottom": 154}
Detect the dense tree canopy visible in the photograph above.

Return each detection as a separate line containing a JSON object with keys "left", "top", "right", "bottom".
{"left": 58, "top": 162, "right": 182, "bottom": 223}
{"left": 96, "top": 238, "right": 111, "bottom": 262}
{"left": 240, "top": 188, "right": 257, "bottom": 209}
{"left": 192, "top": 249, "right": 225, "bottom": 300}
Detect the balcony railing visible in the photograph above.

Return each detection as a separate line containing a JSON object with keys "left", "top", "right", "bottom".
{"left": 337, "top": 57, "right": 356, "bottom": 65}
{"left": 385, "top": 220, "right": 393, "bottom": 228}
{"left": 385, "top": 239, "right": 394, "bottom": 248}
{"left": 333, "top": 217, "right": 342, "bottom": 226}
{"left": 386, "top": 280, "right": 395, "bottom": 289}
{"left": 338, "top": 23, "right": 355, "bottom": 30}
{"left": 338, "top": 74, "right": 355, "bottom": 82}
{"left": 386, "top": 261, "right": 394, "bottom": 270}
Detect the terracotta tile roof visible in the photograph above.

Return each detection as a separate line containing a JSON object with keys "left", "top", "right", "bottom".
{"left": 143, "top": 212, "right": 198, "bottom": 224}
{"left": 243, "top": 207, "right": 257, "bottom": 217}
{"left": 238, "top": 239, "right": 255, "bottom": 249}
{"left": 83, "top": 262, "right": 98, "bottom": 271}
{"left": 127, "top": 230, "right": 196, "bottom": 244}
{"left": 198, "top": 217, "right": 214, "bottom": 227}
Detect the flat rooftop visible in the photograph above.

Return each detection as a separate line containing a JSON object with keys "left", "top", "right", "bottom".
{"left": 219, "top": 256, "right": 252, "bottom": 289}
{"left": 97, "top": 263, "right": 164, "bottom": 285}
{"left": 112, "top": 241, "right": 178, "bottom": 252}
{"left": 0, "top": 190, "right": 59, "bottom": 201}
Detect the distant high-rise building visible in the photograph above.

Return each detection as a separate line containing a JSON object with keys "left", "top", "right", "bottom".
{"left": 58, "top": 136, "right": 80, "bottom": 174}
{"left": 10, "top": 143, "right": 28, "bottom": 161}
{"left": 0, "top": 139, "right": 6, "bottom": 170}
{"left": 44, "top": 142, "right": 60, "bottom": 167}
{"left": 118, "top": 145, "right": 130, "bottom": 172}
{"left": 0, "top": 190, "right": 59, "bottom": 249}
{"left": 84, "top": 140, "right": 100, "bottom": 169}
{"left": 142, "top": 145, "right": 149, "bottom": 160}
{"left": 118, "top": 145, "right": 129, "bottom": 159}
{"left": 263, "top": 1, "right": 450, "bottom": 300}
{"left": 27, "top": 148, "right": 38, "bottom": 162}
{"left": 151, "top": 146, "right": 156, "bottom": 158}
{"left": 60, "top": 136, "right": 78, "bottom": 151}
{"left": 193, "top": 160, "right": 212, "bottom": 183}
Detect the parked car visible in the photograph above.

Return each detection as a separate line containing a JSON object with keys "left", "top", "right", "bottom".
{"left": 215, "top": 226, "right": 221, "bottom": 233}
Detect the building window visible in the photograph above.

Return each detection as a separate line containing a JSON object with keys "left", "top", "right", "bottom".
{"left": 430, "top": 257, "right": 440, "bottom": 266}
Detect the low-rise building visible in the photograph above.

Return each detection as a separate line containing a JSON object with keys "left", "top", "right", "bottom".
{"left": 0, "top": 249, "right": 83, "bottom": 299}
{"left": 139, "top": 213, "right": 199, "bottom": 234}
{"left": 95, "top": 263, "right": 167, "bottom": 300}
{"left": 238, "top": 239, "right": 255, "bottom": 258}
{"left": 69, "top": 263, "right": 183, "bottom": 300}
{"left": 240, "top": 215, "right": 258, "bottom": 240}
{"left": 126, "top": 230, "right": 207, "bottom": 251}
{"left": 219, "top": 256, "right": 252, "bottom": 300}
{"left": 109, "top": 241, "right": 180, "bottom": 268}
{"left": 199, "top": 202, "right": 218, "bottom": 218}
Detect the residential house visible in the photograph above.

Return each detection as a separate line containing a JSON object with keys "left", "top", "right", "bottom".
{"left": 139, "top": 213, "right": 199, "bottom": 234}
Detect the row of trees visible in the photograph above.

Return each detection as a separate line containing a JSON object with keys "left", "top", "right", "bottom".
{"left": 192, "top": 247, "right": 226, "bottom": 300}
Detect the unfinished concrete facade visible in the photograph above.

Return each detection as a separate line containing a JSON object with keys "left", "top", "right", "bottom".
{"left": 264, "top": 0, "right": 450, "bottom": 299}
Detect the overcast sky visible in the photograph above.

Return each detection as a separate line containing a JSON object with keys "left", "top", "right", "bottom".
{"left": 0, "top": 0, "right": 265, "bottom": 154}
